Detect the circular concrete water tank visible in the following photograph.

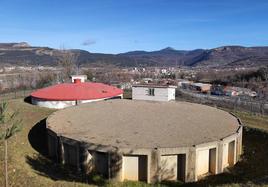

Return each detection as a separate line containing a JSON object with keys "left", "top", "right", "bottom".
{"left": 46, "top": 100, "right": 242, "bottom": 183}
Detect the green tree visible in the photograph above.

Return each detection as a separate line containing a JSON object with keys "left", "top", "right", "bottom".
{"left": 0, "top": 102, "right": 22, "bottom": 187}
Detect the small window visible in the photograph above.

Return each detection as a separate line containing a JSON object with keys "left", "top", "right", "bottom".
{"left": 148, "top": 88, "right": 155, "bottom": 96}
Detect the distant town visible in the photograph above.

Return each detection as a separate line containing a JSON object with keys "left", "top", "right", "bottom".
{"left": 0, "top": 64, "right": 267, "bottom": 98}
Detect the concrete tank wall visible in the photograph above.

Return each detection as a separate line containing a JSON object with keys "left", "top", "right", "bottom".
{"left": 196, "top": 149, "right": 210, "bottom": 177}
{"left": 122, "top": 155, "right": 140, "bottom": 181}
{"left": 46, "top": 116, "right": 243, "bottom": 184}
{"left": 160, "top": 155, "right": 178, "bottom": 180}
{"left": 122, "top": 155, "right": 147, "bottom": 182}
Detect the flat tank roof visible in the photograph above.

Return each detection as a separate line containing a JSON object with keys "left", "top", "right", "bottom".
{"left": 47, "top": 100, "right": 240, "bottom": 149}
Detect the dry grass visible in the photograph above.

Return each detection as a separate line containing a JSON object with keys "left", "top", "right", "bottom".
{"left": 232, "top": 111, "right": 268, "bottom": 132}
{"left": 0, "top": 99, "right": 94, "bottom": 187}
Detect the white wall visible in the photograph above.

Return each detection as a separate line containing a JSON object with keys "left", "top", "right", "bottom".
{"left": 160, "top": 155, "right": 177, "bottom": 180}
{"left": 71, "top": 75, "right": 87, "bottom": 82}
{"left": 122, "top": 156, "right": 139, "bottom": 181}
{"left": 168, "top": 87, "right": 176, "bottom": 101}
{"left": 222, "top": 143, "right": 229, "bottom": 168}
{"left": 221, "top": 138, "right": 237, "bottom": 170}
{"left": 132, "top": 87, "right": 175, "bottom": 102}
{"left": 31, "top": 97, "right": 76, "bottom": 109}
{"left": 196, "top": 149, "right": 209, "bottom": 176}
{"left": 31, "top": 94, "right": 122, "bottom": 109}
{"left": 122, "top": 155, "right": 147, "bottom": 182}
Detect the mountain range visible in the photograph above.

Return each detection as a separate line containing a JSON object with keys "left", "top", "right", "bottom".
{"left": 0, "top": 42, "right": 268, "bottom": 68}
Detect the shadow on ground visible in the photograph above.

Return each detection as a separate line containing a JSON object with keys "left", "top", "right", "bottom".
{"left": 27, "top": 118, "right": 107, "bottom": 186}
{"left": 24, "top": 96, "right": 32, "bottom": 104}
{"left": 25, "top": 154, "right": 106, "bottom": 185}
{"left": 27, "top": 120, "right": 268, "bottom": 186}
{"left": 28, "top": 118, "right": 48, "bottom": 156}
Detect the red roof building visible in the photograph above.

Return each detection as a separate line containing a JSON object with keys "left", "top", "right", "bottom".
{"left": 31, "top": 76, "right": 123, "bottom": 109}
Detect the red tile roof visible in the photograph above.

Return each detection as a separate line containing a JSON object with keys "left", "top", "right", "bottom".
{"left": 31, "top": 82, "right": 123, "bottom": 101}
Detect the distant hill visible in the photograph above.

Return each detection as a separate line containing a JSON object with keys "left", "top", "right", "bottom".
{"left": 0, "top": 42, "right": 268, "bottom": 67}
{"left": 119, "top": 46, "right": 268, "bottom": 67}
{"left": 0, "top": 42, "right": 134, "bottom": 67}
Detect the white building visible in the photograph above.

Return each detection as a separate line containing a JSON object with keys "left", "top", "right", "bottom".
{"left": 132, "top": 84, "right": 176, "bottom": 102}
{"left": 71, "top": 75, "right": 87, "bottom": 83}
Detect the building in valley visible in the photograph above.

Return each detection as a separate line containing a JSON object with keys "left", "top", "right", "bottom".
{"left": 132, "top": 84, "right": 176, "bottom": 101}
{"left": 190, "top": 83, "right": 212, "bottom": 93}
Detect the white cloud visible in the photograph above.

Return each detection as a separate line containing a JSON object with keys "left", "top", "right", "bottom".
{"left": 82, "top": 39, "right": 96, "bottom": 46}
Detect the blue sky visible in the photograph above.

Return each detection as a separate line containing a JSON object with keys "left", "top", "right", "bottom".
{"left": 0, "top": 0, "right": 268, "bottom": 53}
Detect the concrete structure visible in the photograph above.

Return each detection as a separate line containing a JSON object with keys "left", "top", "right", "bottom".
{"left": 31, "top": 76, "right": 123, "bottom": 109}
{"left": 71, "top": 75, "right": 87, "bottom": 83}
{"left": 46, "top": 100, "right": 243, "bottom": 183}
{"left": 132, "top": 84, "right": 176, "bottom": 101}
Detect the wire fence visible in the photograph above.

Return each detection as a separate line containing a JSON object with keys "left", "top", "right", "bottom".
{"left": 0, "top": 89, "right": 35, "bottom": 101}
{"left": 1, "top": 87, "right": 268, "bottom": 115}
{"left": 177, "top": 89, "right": 268, "bottom": 115}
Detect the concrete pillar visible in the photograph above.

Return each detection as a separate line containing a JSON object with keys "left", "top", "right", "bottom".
{"left": 186, "top": 147, "right": 196, "bottom": 182}
{"left": 239, "top": 127, "right": 243, "bottom": 155}
{"left": 75, "top": 144, "right": 80, "bottom": 172}
{"left": 47, "top": 131, "right": 57, "bottom": 159}
{"left": 80, "top": 147, "right": 90, "bottom": 174}
{"left": 109, "top": 152, "right": 123, "bottom": 181}
{"left": 217, "top": 141, "right": 224, "bottom": 173}
{"left": 150, "top": 149, "right": 161, "bottom": 183}
{"left": 58, "top": 136, "right": 65, "bottom": 164}
{"left": 236, "top": 130, "right": 243, "bottom": 161}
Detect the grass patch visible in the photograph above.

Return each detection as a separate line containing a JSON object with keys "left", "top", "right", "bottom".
{"left": 0, "top": 99, "right": 94, "bottom": 187}
{"left": 232, "top": 111, "right": 268, "bottom": 132}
